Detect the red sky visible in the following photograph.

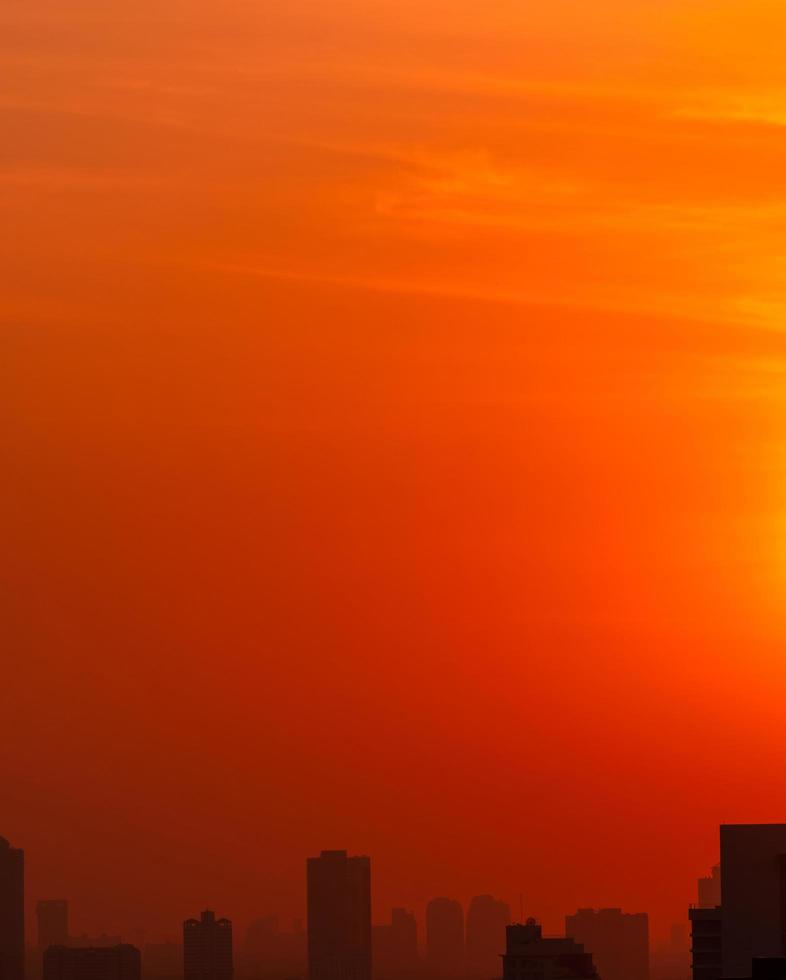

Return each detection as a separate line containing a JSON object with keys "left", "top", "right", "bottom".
{"left": 4, "top": 0, "right": 786, "bottom": 948}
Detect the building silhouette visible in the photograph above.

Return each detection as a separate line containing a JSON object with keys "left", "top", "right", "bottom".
{"left": 0, "top": 837, "right": 24, "bottom": 980}
{"left": 43, "top": 946, "right": 140, "bottom": 980}
{"left": 466, "top": 897, "right": 510, "bottom": 978}
{"left": 306, "top": 851, "right": 371, "bottom": 980}
{"left": 426, "top": 899, "right": 464, "bottom": 976}
{"left": 502, "top": 920, "right": 598, "bottom": 980}
{"left": 37, "top": 903, "right": 69, "bottom": 952}
{"left": 183, "top": 912, "right": 233, "bottom": 980}
{"left": 565, "top": 908, "right": 649, "bottom": 980}
{"left": 372, "top": 909, "right": 418, "bottom": 980}
{"left": 698, "top": 867, "right": 721, "bottom": 910}
{"left": 690, "top": 862, "right": 722, "bottom": 980}
{"left": 688, "top": 825, "right": 786, "bottom": 980}
{"left": 689, "top": 907, "right": 721, "bottom": 980}
{"left": 720, "top": 824, "right": 786, "bottom": 978}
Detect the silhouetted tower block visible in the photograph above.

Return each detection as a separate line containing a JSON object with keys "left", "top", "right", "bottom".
{"left": 307, "top": 851, "right": 371, "bottom": 980}
{"left": 37, "top": 903, "right": 69, "bottom": 951}
{"left": 372, "top": 910, "right": 418, "bottom": 980}
{"left": 466, "top": 897, "right": 510, "bottom": 978}
{"left": 720, "top": 824, "right": 786, "bottom": 978}
{"left": 565, "top": 908, "right": 649, "bottom": 980}
{"left": 502, "top": 920, "right": 598, "bottom": 980}
{"left": 698, "top": 867, "right": 721, "bottom": 909}
{"left": 183, "top": 912, "right": 233, "bottom": 980}
{"left": 689, "top": 865, "right": 722, "bottom": 980}
{"left": 688, "top": 907, "right": 721, "bottom": 980}
{"left": 0, "top": 838, "right": 25, "bottom": 980}
{"left": 426, "top": 899, "right": 464, "bottom": 976}
{"left": 43, "top": 946, "right": 140, "bottom": 980}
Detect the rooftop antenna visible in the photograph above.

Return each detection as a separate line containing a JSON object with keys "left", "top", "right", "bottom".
{"left": 519, "top": 893, "right": 524, "bottom": 923}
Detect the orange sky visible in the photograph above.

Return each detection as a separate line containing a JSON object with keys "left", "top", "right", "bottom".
{"left": 4, "top": 0, "right": 786, "bottom": 948}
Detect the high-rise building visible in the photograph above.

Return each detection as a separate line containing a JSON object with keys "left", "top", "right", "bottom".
{"left": 720, "top": 824, "right": 786, "bottom": 978}
{"left": 565, "top": 908, "right": 649, "bottom": 980}
{"left": 426, "top": 899, "right": 464, "bottom": 976}
{"left": 698, "top": 867, "right": 721, "bottom": 909}
{"left": 0, "top": 837, "right": 24, "bottom": 980}
{"left": 37, "top": 903, "right": 69, "bottom": 951}
{"left": 689, "top": 903, "right": 722, "bottom": 980}
{"left": 183, "top": 912, "right": 233, "bottom": 980}
{"left": 690, "top": 861, "right": 722, "bottom": 980}
{"left": 372, "top": 909, "right": 418, "bottom": 980}
{"left": 501, "top": 920, "right": 597, "bottom": 980}
{"left": 43, "top": 946, "right": 140, "bottom": 980}
{"left": 466, "top": 897, "right": 510, "bottom": 978}
{"left": 307, "top": 851, "right": 371, "bottom": 980}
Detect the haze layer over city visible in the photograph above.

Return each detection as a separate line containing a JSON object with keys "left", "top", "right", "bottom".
{"left": 5, "top": 826, "right": 786, "bottom": 980}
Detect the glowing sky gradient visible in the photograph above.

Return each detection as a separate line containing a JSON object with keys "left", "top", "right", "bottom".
{"left": 4, "top": 0, "right": 786, "bottom": 946}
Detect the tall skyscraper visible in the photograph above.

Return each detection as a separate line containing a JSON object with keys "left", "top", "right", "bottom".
{"left": 183, "top": 912, "right": 233, "bottom": 980}
{"left": 690, "top": 861, "right": 722, "bottom": 980}
{"left": 688, "top": 907, "right": 721, "bottom": 980}
{"left": 37, "top": 903, "right": 69, "bottom": 951}
{"left": 501, "top": 920, "right": 597, "bottom": 980}
{"left": 43, "top": 946, "right": 140, "bottom": 980}
{"left": 372, "top": 909, "right": 418, "bottom": 980}
{"left": 466, "top": 896, "right": 510, "bottom": 978}
{"left": 565, "top": 908, "right": 649, "bottom": 980}
{"left": 0, "top": 837, "right": 24, "bottom": 980}
{"left": 426, "top": 899, "right": 464, "bottom": 976}
{"left": 720, "top": 824, "right": 786, "bottom": 978}
{"left": 307, "top": 851, "right": 371, "bottom": 980}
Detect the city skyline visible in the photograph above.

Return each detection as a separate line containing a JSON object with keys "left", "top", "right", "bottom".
{"left": 15, "top": 824, "right": 786, "bottom": 980}
{"left": 4, "top": 833, "right": 693, "bottom": 952}
{"left": 12, "top": 842, "right": 690, "bottom": 948}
